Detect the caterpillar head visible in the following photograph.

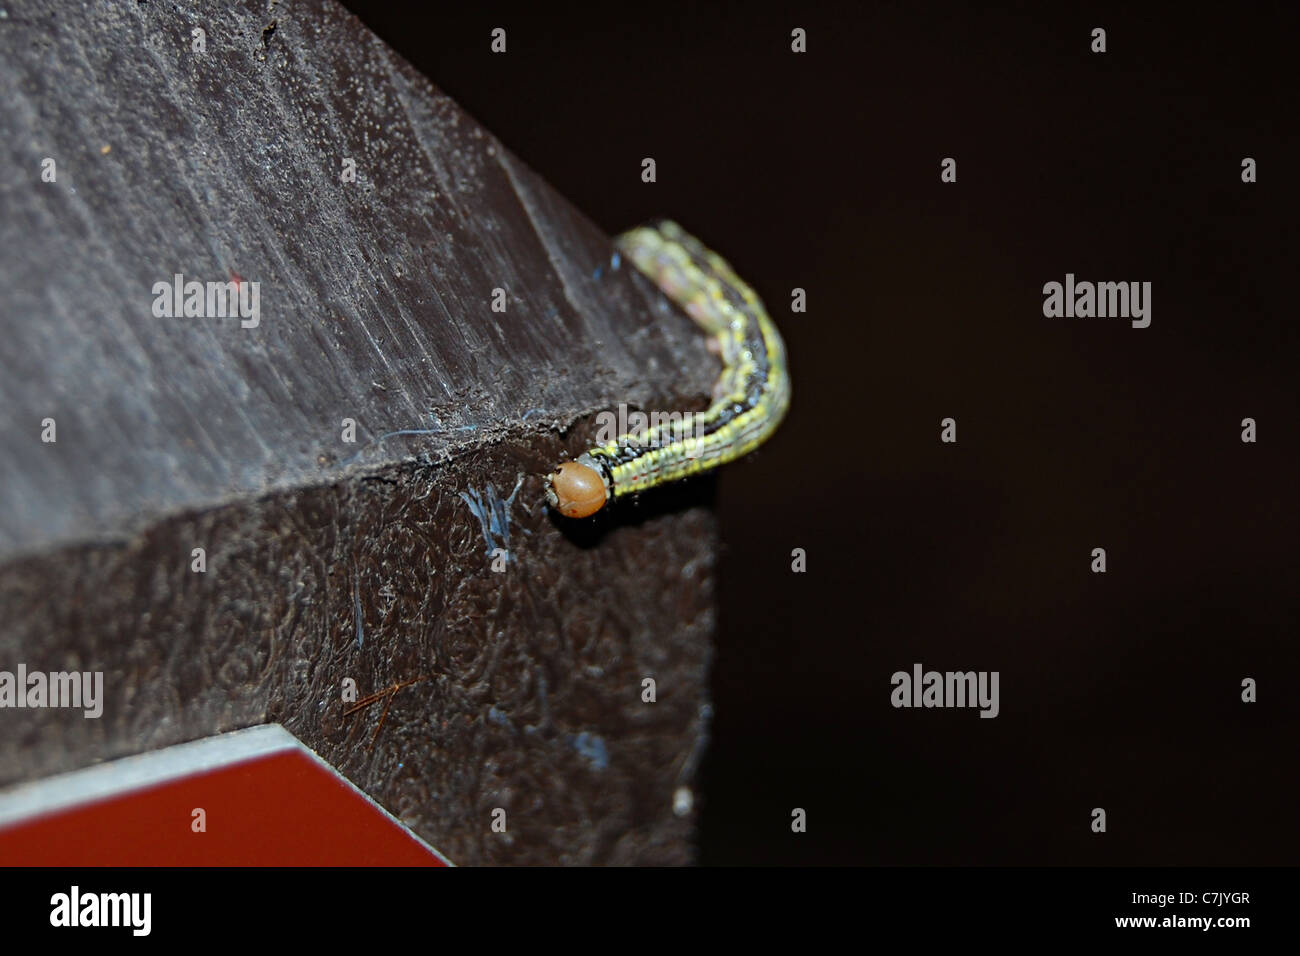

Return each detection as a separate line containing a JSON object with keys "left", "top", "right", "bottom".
{"left": 546, "top": 459, "right": 608, "bottom": 518}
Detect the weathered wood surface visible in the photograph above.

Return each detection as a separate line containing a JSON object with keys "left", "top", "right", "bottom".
{"left": 0, "top": 0, "right": 716, "bottom": 864}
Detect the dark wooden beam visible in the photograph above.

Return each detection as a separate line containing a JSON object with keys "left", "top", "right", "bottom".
{"left": 0, "top": 0, "right": 716, "bottom": 864}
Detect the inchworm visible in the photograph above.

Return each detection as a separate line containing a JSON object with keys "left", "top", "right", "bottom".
{"left": 546, "top": 220, "right": 791, "bottom": 518}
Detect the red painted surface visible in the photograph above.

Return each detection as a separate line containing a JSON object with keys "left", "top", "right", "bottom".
{"left": 0, "top": 749, "right": 446, "bottom": 866}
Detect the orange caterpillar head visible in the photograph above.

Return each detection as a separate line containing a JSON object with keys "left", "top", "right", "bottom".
{"left": 546, "top": 458, "right": 608, "bottom": 518}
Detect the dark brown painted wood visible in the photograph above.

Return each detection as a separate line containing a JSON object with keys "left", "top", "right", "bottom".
{"left": 0, "top": 0, "right": 716, "bottom": 864}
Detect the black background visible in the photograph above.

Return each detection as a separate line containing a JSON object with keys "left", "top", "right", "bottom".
{"left": 339, "top": 0, "right": 1298, "bottom": 865}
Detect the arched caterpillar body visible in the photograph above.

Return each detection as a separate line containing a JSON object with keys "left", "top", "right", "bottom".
{"left": 546, "top": 220, "right": 791, "bottom": 518}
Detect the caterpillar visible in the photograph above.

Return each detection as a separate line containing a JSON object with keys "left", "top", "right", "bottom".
{"left": 546, "top": 220, "right": 791, "bottom": 518}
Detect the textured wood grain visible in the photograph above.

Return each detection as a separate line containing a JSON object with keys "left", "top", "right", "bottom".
{"left": 0, "top": 0, "right": 717, "bottom": 863}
